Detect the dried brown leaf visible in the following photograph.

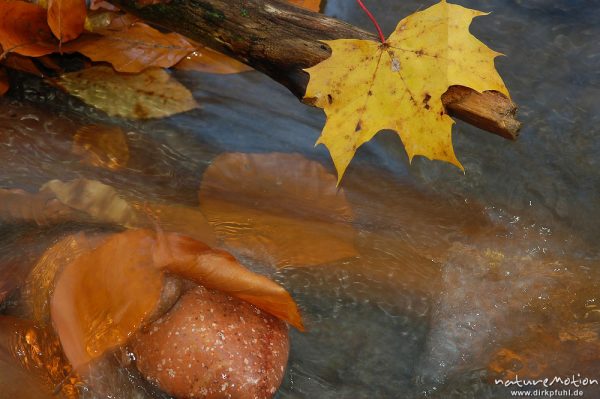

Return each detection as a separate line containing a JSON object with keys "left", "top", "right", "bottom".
{"left": 35, "top": 55, "right": 64, "bottom": 73}
{"left": 0, "top": 0, "right": 56, "bottom": 57}
{"left": 199, "top": 153, "right": 358, "bottom": 268}
{"left": 47, "top": 0, "right": 87, "bottom": 43}
{"left": 2, "top": 53, "right": 44, "bottom": 77}
{"left": 55, "top": 65, "right": 197, "bottom": 119}
{"left": 65, "top": 23, "right": 194, "bottom": 73}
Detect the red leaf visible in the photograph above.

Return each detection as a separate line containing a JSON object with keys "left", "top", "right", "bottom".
{"left": 0, "top": 0, "right": 57, "bottom": 57}
{"left": 47, "top": 0, "right": 87, "bottom": 44}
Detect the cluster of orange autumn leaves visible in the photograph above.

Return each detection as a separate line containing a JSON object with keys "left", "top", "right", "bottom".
{"left": 0, "top": 0, "right": 330, "bottom": 372}
{"left": 5, "top": 150, "right": 357, "bottom": 371}
{"left": 0, "top": 0, "right": 319, "bottom": 102}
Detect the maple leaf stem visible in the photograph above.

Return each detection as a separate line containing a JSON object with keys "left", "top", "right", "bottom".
{"left": 355, "top": 0, "right": 386, "bottom": 44}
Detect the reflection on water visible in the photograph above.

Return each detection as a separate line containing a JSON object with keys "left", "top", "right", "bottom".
{"left": 0, "top": 316, "right": 75, "bottom": 398}
{"left": 0, "top": 0, "right": 599, "bottom": 397}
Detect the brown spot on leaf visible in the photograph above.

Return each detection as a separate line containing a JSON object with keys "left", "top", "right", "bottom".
{"left": 134, "top": 103, "right": 149, "bottom": 119}
{"left": 355, "top": 121, "right": 362, "bottom": 132}
{"left": 423, "top": 93, "right": 431, "bottom": 110}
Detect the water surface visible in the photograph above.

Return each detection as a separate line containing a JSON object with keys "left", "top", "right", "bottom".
{"left": 1, "top": 0, "right": 599, "bottom": 398}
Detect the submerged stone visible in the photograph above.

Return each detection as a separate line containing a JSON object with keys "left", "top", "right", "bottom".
{"left": 131, "top": 285, "right": 289, "bottom": 399}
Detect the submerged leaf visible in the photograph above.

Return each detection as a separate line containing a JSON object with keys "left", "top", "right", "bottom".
{"left": 72, "top": 124, "right": 130, "bottom": 170}
{"left": 1, "top": 178, "right": 216, "bottom": 245}
{"left": 0, "top": 0, "right": 56, "bottom": 57}
{"left": 50, "top": 231, "right": 164, "bottom": 369}
{"left": 0, "top": 317, "right": 76, "bottom": 399}
{"left": 41, "top": 178, "right": 140, "bottom": 227}
{"left": 132, "top": 201, "right": 216, "bottom": 247}
{"left": 42, "top": 178, "right": 216, "bottom": 244}
{"left": 0, "top": 188, "right": 78, "bottom": 225}
{"left": 304, "top": 0, "right": 510, "bottom": 181}
{"left": 154, "top": 232, "right": 304, "bottom": 330}
{"left": 50, "top": 229, "right": 303, "bottom": 369}
{"left": 21, "top": 234, "right": 98, "bottom": 324}
{"left": 65, "top": 23, "right": 195, "bottom": 72}
{"left": 47, "top": 0, "right": 86, "bottom": 43}
{"left": 199, "top": 153, "right": 358, "bottom": 268}
{"left": 55, "top": 65, "right": 197, "bottom": 119}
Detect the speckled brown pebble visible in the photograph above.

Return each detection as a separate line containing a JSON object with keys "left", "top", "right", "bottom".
{"left": 130, "top": 286, "right": 289, "bottom": 399}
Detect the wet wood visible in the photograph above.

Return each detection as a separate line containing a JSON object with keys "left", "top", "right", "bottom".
{"left": 108, "top": 0, "right": 521, "bottom": 140}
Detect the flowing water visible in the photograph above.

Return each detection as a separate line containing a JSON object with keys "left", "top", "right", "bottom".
{"left": 0, "top": 0, "right": 599, "bottom": 398}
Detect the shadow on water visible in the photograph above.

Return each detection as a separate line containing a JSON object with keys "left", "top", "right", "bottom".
{"left": 0, "top": 0, "right": 599, "bottom": 398}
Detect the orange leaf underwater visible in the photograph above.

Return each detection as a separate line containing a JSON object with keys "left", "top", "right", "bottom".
{"left": 0, "top": 0, "right": 56, "bottom": 57}
{"left": 50, "top": 231, "right": 163, "bottom": 369}
{"left": 199, "top": 153, "right": 358, "bottom": 268}
{"left": 72, "top": 124, "right": 130, "bottom": 170}
{"left": 47, "top": 0, "right": 86, "bottom": 44}
{"left": 50, "top": 229, "right": 303, "bottom": 369}
{"left": 153, "top": 231, "right": 304, "bottom": 331}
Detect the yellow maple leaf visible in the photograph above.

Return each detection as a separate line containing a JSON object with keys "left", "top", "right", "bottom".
{"left": 304, "top": 0, "right": 509, "bottom": 182}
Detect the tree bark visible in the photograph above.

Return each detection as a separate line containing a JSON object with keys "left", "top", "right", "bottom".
{"left": 109, "top": 0, "right": 521, "bottom": 140}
